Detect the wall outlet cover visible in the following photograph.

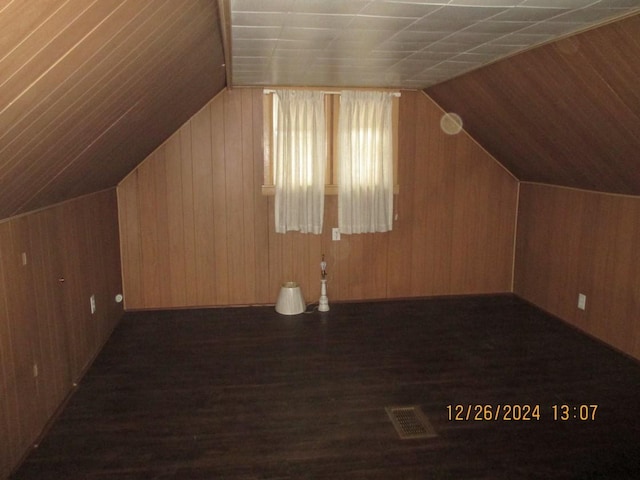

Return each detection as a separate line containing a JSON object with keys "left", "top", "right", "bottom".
{"left": 578, "top": 293, "right": 586, "bottom": 311}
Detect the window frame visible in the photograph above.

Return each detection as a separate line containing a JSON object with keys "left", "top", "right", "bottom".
{"left": 262, "top": 89, "right": 400, "bottom": 196}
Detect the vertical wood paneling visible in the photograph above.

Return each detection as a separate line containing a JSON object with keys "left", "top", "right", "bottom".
{"left": 59, "top": 202, "right": 94, "bottom": 377}
{"left": 515, "top": 183, "right": 640, "bottom": 360}
{"left": 266, "top": 196, "right": 283, "bottom": 301}
{"left": 210, "top": 94, "right": 229, "bottom": 305}
{"left": 192, "top": 105, "right": 217, "bottom": 305}
{"left": 165, "top": 132, "right": 187, "bottom": 306}
{"left": 253, "top": 89, "right": 271, "bottom": 304}
{"left": 0, "top": 189, "right": 123, "bottom": 477}
{"left": 306, "top": 232, "right": 323, "bottom": 301}
{"left": 224, "top": 90, "right": 247, "bottom": 304}
{"left": 241, "top": 89, "right": 257, "bottom": 303}
{"left": 180, "top": 125, "right": 198, "bottom": 306}
{"left": 321, "top": 196, "right": 338, "bottom": 300}
{"left": 118, "top": 88, "right": 518, "bottom": 309}
{"left": 26, "top": 210, "right": 71, "bottom": 424}
{"left": 408, "top": 94, "right": 431, "bottom": 296}
{"left": 387, "top": 95, "right": 416, "bottom": 297}
{"left": 424, "top": 99, "right": 455, "bottom": 295}
{"left": 0, "top": 223, "right": 23, "bottom": 476}
{"left": 0, "top": 219, "right": 41, "bottom": 458}
{"left": 117, "top": 174, "right": 142, "bottom": 308}
{"left": 0, "top": 315, "right": 12, "bottom": 474}
{"left": 90, "top": 191, "right": 123, "bottom": 341}
{"left": 138, "top": 157, "right": 161, "bottom": 307}
{"left": 154, "top": 148, "right": 171, "bottom": 308}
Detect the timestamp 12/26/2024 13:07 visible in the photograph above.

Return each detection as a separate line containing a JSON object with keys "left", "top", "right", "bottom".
{"left": 446, "top": 404, "right": 598, "bottom": 422}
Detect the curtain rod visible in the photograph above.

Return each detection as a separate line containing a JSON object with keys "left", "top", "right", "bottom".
{"left": 263, "top": 88, "right": 401, "bottom": 97}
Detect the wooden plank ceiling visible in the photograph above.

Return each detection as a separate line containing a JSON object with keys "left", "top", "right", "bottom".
{"left": 2, "top": 2, "right": 639, "bottom": 223}
{"left": 426, "top": 13, "right": 640, "bottom": 196}
{"left": 0, "top": 0, "right": 226, "bottom": 220}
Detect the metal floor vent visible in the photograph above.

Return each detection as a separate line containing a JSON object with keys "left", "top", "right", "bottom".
{"left": 386, "top": 405, "right": 437, "bottom": 440}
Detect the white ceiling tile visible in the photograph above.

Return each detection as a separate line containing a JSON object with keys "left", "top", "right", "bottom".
{"left": 287, "top": 0, "right": 369, "bottom": 15}
{"left": 232, "top": 38, "right": 278, "bottom": 53}
{"left": 232, "top": 26, "right": 282, "bottom": 40}
{"left": 406, "top": 50, "right": 457, "bottom": 61}
{"left": 359, "top": 1, "right": 442, "bottom": 18}
{"left": 376, "top": 40, "right": 430, "bottom": 52}
{"left": 234, "top": 56, "right": 271, "bottom": 65}
{"left": 333, "top": 29, "right": 395, "bottom": 45}
{"left": 347, "top": 15, "right": 416, "bottom": 30}
{"left": 279, "top": 28, "right": 339, "bottom": 42}
{"left": 425, "top": 5, "right": 510, "bottom": 22}
{"left": 495, "top": 32, "right": 554, "bottom": 46}
{"left": 232, "top": 0, "right": 295, "bottom": 13}
{"left": 548, "top": 7, "right": 636, "bottom": 23}
{"left": 410, "top": 18, "right": 480, "bottom": 32}
{"left": 463, "top": 20, "right": 532, "bottom": 33}
{"left": 423, "top": 42, "right": 473, "bottom": 54}
{"left": 469, "top": 43, "right": 523, "bottom": 55}
{"left": 275, "top": 39, "right": 332, "bottom": 52}
{"left": 390, "top": 29, "right": 450, "bottom": 43}
{"left": 314, "top": 48, "right": 373, "bottom": 59}
{"left": 520, "top": 0, "right": 599, "bottom": 6}
{"left": 517, "top": 21, "right": 583, "bottom": 35}
{"left": 284, "top": 13, "right": 355, "bottom": 29}
{"left": 393, "top": 59, "right": 433, "bottom": 74}
{"left": 232, "top": 12, "right": 288, "bottom": 27}
{"left": 449, "top": 0, "right": 525, "bottom": 5}
{"left": 444, "top": 31, "right": 506, "bottom": 44}
{"left": 452, "top": 51, "right": 503, "bottom": 63}
{"left": 490, "top": 7, "right": 572, "bottom": 22}
{"left": 322, "top": 42, "right": 386, "bottom": 56}
{"left": 603, "top": 0, "right": 640, "bottom": 6}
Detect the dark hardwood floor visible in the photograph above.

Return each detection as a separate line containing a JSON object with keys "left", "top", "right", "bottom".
{"left": 10, "top": 295, "right": 640, "bottom": 479}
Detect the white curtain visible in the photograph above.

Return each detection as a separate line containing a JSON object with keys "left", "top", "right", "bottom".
{"left": 338, "top": 90, "right": 394, "bottom": 234}
{"left": 273, "top": 90, "right": 326, "bottom": 234}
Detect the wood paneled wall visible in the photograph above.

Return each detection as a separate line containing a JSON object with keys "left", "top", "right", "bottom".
{"left": 514, "top": 183, "right": 640, "bottom": 360}
{"left": 118, "top": 88, "right": 518, "bottom": 310}
{"left": 0, "top": 189, "right": 123, "bottom": 478}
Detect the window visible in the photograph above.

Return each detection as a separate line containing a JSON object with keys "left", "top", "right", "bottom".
{"left": 262, "top": 89, "right": 399, "bottom": 196}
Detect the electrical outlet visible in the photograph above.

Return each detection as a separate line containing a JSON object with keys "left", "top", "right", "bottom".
{"left": 332, "top": 227, "right": 340, "bottom": 241}
{"left": 90, "top": 294, "right": 96, "bottom": 314}
{"left": 33, "top": 364, "right": 38, "bottom": 378}
{"left": 577, "top": 293, "right": 586, "bottom": 311}
{"left": 21, "top": 252, "right": 27, "bottom": 266}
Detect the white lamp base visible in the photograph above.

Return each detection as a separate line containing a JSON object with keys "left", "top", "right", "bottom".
{"left": 318, "top": 278, "right": 329, "bottom": 312}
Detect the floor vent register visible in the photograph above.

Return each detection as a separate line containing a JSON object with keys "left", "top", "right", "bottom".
{"left": 386, "top": 405, "right": 438, "bottom": 440}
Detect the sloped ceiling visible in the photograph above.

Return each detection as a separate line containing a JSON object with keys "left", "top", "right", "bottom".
{"left": 0, "top": 0, "right": 226, "bottom": 220}
{"left": 2, "top": 1, "right": 639, "bottom": 223}
{"left": 426, "top": 12, "right": 640, "bottom": 196}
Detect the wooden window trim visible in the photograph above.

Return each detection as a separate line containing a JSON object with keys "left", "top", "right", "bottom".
{"left": 262, "top": 89, "right": 399, "bottom": 195}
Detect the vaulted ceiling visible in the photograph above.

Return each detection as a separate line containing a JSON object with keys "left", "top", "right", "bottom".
{"left": 0, "top": 0, "right": 225, "bottom": 219}
{"left": 1, "top": 1, "right": 639, "bottom": 221}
